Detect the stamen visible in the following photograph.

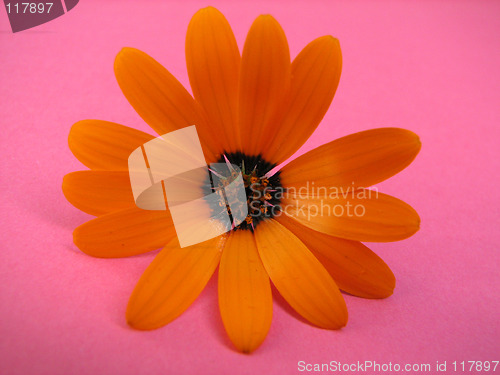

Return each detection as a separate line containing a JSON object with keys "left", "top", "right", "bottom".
{"left": 223, "top": 154, "right": 235, "bottom": 172}
{"left": 208, "top": 167, "right": 224, "bottom": 179}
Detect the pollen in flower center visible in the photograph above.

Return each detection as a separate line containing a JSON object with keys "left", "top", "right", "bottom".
{"left": 209, "top": 152, "right": 282, "bottom": 231}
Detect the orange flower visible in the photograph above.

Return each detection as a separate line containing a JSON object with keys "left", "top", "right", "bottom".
{"left": 63, "top": 7, "right": 420, "bottom": 353}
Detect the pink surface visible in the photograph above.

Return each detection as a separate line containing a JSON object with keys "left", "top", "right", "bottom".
{"left": 1, "top": 1, "right": 499, "bottom": 374}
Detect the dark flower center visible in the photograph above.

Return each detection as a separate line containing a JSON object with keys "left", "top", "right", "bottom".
{"left": 207, "top": 152, "right": 283, "bottom": 231}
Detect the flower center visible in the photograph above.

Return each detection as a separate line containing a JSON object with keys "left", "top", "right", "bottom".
{"left": 209, "top": 152, "right": 282, "bottom": 231}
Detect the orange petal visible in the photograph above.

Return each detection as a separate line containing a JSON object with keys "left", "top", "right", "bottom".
{"left": 263, "top": 36, "right": 342, "bottom": 164}
{"left": 68, "top": 120, "right": 154, "bottom": 171}
{"left": 277, "top": 214, "right": 395, "bottom": 299}
{"left": 63, "top": 171, "right": 134, "bottom": 216}
{"left": 186, "top": 7, "right": 241, "bottom": 153}
{"left": 281, "top": 190, "right": 420, "bottom": 242}
{"left": 238, "top": 15, "right": 291, "bottom": 156}
{"left": 255, "top": 219, "right": 347, "bottom": 329}
{"left": 114, "top": 48, "right": 219, "bottom": 161}
{"left": 73, "top": 207, "right": 175, "bottom": 258}
{"left": 218, "top": 230, "right": 272, "bottom": 353}
{"left": 281, "top": 128, "right": 421, "bottom": 190}
{"left": 127, "top": 235, "right": 226, "bottom": 330}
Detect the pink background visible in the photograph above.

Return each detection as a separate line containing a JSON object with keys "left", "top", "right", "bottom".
{"left": 1, "top": 1, "right": 499, "bottom": 374}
